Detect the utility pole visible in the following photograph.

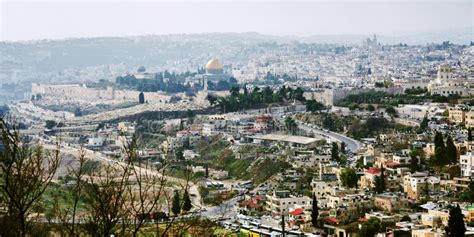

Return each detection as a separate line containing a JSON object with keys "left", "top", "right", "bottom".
{"left": 281, "top": 211, "right": 285, "bottom": 237}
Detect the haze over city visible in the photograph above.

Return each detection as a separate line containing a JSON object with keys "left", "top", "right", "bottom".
{"left": 1, "top": 0, "right": 472, "bottom": 42}
{"left": 0, "top": 0, "right": 474, "bottom": 237}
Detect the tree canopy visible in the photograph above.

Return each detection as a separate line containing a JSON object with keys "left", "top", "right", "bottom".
{"left": 182, "top": 190, "right": 192, "bottom": 212}
{"left": 171, "top": 190, "right": 181, "bottom": 216}
{"left": 446, "top": 205, "right": 466, "bottom": 237}
{"left": 340, "top": 168, "right": 358, "bottom": 188}
{"left": 306, "top": 100, "right": 325, "bottom": 112}
{"left": 445, "top": 136, "right": 458, "bottom": 164}
{"left": 359, "top": 217, "right": 381, "bottom": 237}
{"left": 215, "top": 86, "right": 306, "bottom": 113}
{"left": 311, "top": 193, "right": 319, "bottom": 228}
{"left": 116, "top": 73, "right": 192, "bottom": 93}
{"left": 138, "top": 92, "right": 145, "bottom": 104}
{"left": 284, "top": 117, "right": 298, "bottom": 135}
{"left": 331, "top": 142, "right": 340, "bottom": 162}
{"left": 374, "top": 166, "right": 385, "bottom": 194}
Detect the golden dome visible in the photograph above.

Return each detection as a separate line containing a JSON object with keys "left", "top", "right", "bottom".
{"left": 205, "top": 58, "right": 223, "bottom": 70}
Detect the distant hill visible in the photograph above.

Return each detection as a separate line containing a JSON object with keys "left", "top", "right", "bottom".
{"left": 0, "top": 32, "right": 470, "bottom": 83}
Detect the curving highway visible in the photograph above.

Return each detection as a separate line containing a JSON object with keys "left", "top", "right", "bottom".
{"left": 295, "top": 119, "right": 361, "bottom": 152}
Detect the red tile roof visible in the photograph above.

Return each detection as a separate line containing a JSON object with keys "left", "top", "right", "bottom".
{"left": 252, "top": 195, "right": 265, "bottom": 201}
{"left": 366, "top": 168, "right": 381, "bottom": 175}
{"left": 385, "top": 161, "right": 400, "bottom": 167}
{"left": 256, "top": 115, "right": 271, "bottom": 122}
{"left": 325, "top": 217, "right": 339, "bottom": 224}
{"left": 289, "top": 208, "right": 304, "bottom": 216}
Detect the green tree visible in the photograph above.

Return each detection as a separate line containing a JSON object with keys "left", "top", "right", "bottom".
{"left": 284, "top": 117, "right": 297, "bottom": 135}
{"left": 460, "top": 179, "right": 474, "bottom": 203}
{"left": 367, "top": 104, "right": 375, "bottom": 111}
{"left": 171, "top": 190, "right": 181, "bottom": 216}
{"left": 340, "top": 142, "right": 346, "bottom": 154}
{"left": 359, "top": 217, "right": 381, "bottom": 237}
{"left": 446, "top": 136, "right": 457, "bottom": 164}
{"left": 434, "top": 132, "right": 445, "bottom": 149}
{"left": 311, "top": 193, "right": 319, "bottom": 228}
{"left": 374, "top": 82, "right": 384, "bottom": 88}
{"left": 356, "top": 156, "right": 365, "bottom": 168}
{"left": 139, "top": 92, "right": 145, "bottom": 104}
{"left": 243, "top": 85, "right": 249, "bottom": 95}
{"left": 434, "top": 132, "right": 446, "bottom": 165}
{"left": 340, "top": 168, "right": 358, "bottom": 188}
{"left": 400, "top": 215, "right": 411, "bottom": 222}
{"left": 434, "top": 147, "right": 447, "bottom": 166}
{"left": 445, "top": 205, "right": 466, "bottom": 237}
{"left": 420, "top": 116, "right": 429, "bottom": 131}
{"left": 0, "top": 119, "right": 61, "bottom": 237}
{"left": 410, "top": 155, "right": 419, "bottom": 172}
{"left": 348, "top": 103, "right": 359, "bottom": 110}
{"left": 469, "top": 128, "right": 472, "bottom": 142}
{"left": 175, "top": 147, "right": 184, "bottom": 160}
{"left": 293, "top": 87, "right": 305, "bottom": 102}
{"left": 186, "top": 109, "right": 194, "bottom": 119}
{"left": 45, "top": 120, "right": 57, "bottom": 129}
{"left": 74, "top": 107, "right": 83, "bottom": 117}
{"left": 182, "top": 190, "right": 192, "bottom": 212}
{"left": 331, "top": 142, "right": 340, "bottom": 162}
{"left": 385, "top": 106, "right": 397, "bottom": 116}
{"left": 374, "top": 166, "right": 386, "bottom": 194}
{"left": 206, "top": 94, "right": 218, "bottom": 105}
{"left": 306, "top": 100, "right": 325, "bottom": 112}
{"left": 230, "top": 86, "right": 240, "bottom": 97}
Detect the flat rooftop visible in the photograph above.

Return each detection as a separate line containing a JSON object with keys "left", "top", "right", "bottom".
{"left": 249, "top": 133, "right": 324, "bottom": 145}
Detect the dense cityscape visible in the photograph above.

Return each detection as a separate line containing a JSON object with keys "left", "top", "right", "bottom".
{"left": 1, "top": 1, "right": 474, "bottom": 237}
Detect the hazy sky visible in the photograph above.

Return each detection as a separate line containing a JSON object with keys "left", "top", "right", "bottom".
{"left": 1, "top": 0, "right": 472, "bottom": 41}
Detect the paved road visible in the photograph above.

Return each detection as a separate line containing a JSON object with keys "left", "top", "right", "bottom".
{"left": 250, "top": 104, "right": 361, "bottom": 152}
{"left": 201, "top": 196, "right": 240, "bottom": 219}
{"left": 295, "top": 119, "right": 361, "bottom": 152}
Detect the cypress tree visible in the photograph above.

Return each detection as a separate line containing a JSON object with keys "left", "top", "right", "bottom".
{"left": 374, "top": 165, "right": 386, "bottom": 193}
{"left": 446, "top": 136, "right": 458, "bottom": 164}
{"left": 434, "top": 132, "right": 445, "bottom": 149}
{"left": 420, "top": 116, "right": 429, "bottom": 131}
{"left": 445, "top": 205, "right": 466, "bottom": 237}
{"left": 171, "top": 190, "right": 181, "bottom": 216}
{"left": 380, "top": 165, "right": 386, "bottom": 192}
{"left": 311, "top": 193, "right": 319, "bottom": 228}
{"left": 182, "top": 190, "right": 192, "bottom": 212}
{"left": 434, "top": 132, "right": 446, "bottom": 165}
{"left": 410, "top": 155, "right": 419, "bottom": 172}
{"left": 340, "top": 142, "right": 346, "bottom": 154}
{"left": 138, "top": 92, "right": 145, "bottom": 104}
{"left": 331, "top": 142, "right": 340, "bottom": 162}
{"left": 469, "top": 128, "right": 472, "bottom": 142}
{"left": 380, "top": 165, "right": 385, "bottom": 192}
{"left": 434, "top": 147, "right": 447, "bottom": 166}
